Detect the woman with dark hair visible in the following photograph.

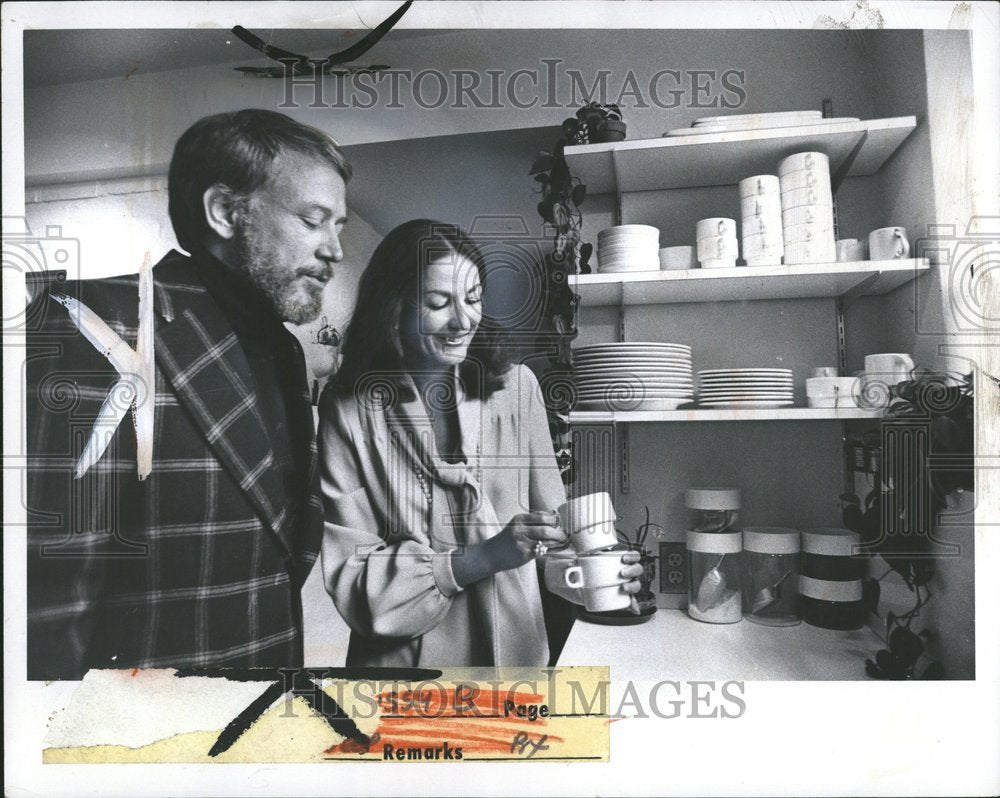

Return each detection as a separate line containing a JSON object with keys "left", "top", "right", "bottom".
{"left": 319, "top": 219, "right": 640, "bottom": 666}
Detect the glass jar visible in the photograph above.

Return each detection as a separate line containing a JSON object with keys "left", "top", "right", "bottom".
{"left": 686, "top": 530, "right": 742, "bottom": 623}
{"left": 801, "top": 528, "right": 864, "bottom": 630}
{"left": 741, "top": 527, "right": 800, "bottom": 626}
{"left": 800, "top": 576, "right": 864, "bottom": 630}
{"left": 686, "top": 487, "right": 741, "bottom": 533}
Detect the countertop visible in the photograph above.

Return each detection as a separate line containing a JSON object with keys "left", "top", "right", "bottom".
{"left": 557, "top": 609, "right": 882, "bottom": 681}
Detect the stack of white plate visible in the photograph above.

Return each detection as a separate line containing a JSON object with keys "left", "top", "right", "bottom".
{"left": 739, "top": 175, "right": 783, "bottom": 267}
{"left": 662, "top": 111, "right": 859, "bottom": 137}
{"left": 697, "top": 368, "right": 794, "bottom": 408}
{"left": 779, "top": 152, "right": 836, "bottom": 264}
{"left": 597, "top": 225, "right": 661, "bottom": 273}
{"left": 573, "top": 342, "right": 694, "bottom": 411}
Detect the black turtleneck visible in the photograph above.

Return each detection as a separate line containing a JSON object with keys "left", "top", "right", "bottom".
{"left": 196, "top": 249, "right": 312, "bottom": 534}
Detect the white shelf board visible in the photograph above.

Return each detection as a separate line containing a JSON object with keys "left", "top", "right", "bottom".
{"left": 564, "top": 116, "right": 918, "bottom": 194}
{"left": 570, "top": 259, "right": 929, "bottom": 306}
{"left": 568, "top": 407, "right": 883, "bottom": 423}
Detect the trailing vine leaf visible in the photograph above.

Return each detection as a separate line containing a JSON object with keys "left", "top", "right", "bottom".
{"left": 571, "top": 184, "right": 587, "bottom": 207}
{"left": 529, "top": 154, "right": 553, "bottom": 175}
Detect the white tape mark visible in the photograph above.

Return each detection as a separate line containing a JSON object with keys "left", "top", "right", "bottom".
{"left": 51, "top": 253, "right": 155, "bottom": 480}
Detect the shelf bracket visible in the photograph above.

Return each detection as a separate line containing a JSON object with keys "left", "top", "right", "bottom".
{"left": 617, "top": 282, "right": 627, "bottom": 342}
{"left": 831, "top": 130, "right": 869, "bottom": 194}
{"left": 610, "top": 149, "right": 624, "bottom": 226}
{"left": 839, "top": 272, "right": 882, "bottom": 310}
{"left": 617, "top": 422, "right": 630, "bottom": 495}
{"left": 835, "top": 271, "right": 881, "bottom": 378}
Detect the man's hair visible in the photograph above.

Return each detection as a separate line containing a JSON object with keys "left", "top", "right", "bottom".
{"left": 333, "top": 219, "right": 512, "bottom": 402}
{"left": 167, "top": 109, "right": 352, "bottom": 252}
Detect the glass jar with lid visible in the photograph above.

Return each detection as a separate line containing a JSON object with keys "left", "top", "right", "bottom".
{"left": 686, "top": 487, "right": 741, "bottom": 534}
{"left": 741, "top": 527, "right": 800, "bottom": 626}
{"left": 686, "top": 530, "right": 742, "bottom": 623}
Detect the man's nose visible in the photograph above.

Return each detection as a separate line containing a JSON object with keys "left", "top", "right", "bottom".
{"left": 317, "top": 226, "right": 344, "bottom": 263}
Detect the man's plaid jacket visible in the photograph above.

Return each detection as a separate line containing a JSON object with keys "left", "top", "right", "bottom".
{"left": 25, "top": 250, "right": 323, "bottom": 679}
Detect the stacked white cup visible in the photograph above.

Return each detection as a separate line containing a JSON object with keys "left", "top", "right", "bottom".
{"left": 779, "top": 152, "right": 836, "bottom": 264}
{"left": 696, "top": 218, "right": 738, "bottom": 269}
{"left": 739, "top": 175, "right": 783, "bottom": 266}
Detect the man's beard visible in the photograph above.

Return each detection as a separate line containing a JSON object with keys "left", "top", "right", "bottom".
{"left": 233, "top": 214, "right": 325, "bottom": 326}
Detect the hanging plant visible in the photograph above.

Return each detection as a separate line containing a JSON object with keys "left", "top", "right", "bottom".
{"left": 528, "top": 110, "right": 596, "bottom": 484}
{"left": 840, "top": 370, "right": 974, "bottom": 679}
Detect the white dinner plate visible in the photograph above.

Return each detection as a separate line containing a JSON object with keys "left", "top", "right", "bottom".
{"left": 693, "top": 110, "right": 823, "bottom": 125}
{"left": 698, "top": 369, "right": 792, "bottom": 376}
{"left": 698, "top": 380, "right": 794, "bottom": 388}
{"left": 575, "top": 398, "right": 690, "bottom": 411}
{"left": 576, "top": 344, "right": 692, "bottom": 355}
{"left": 668, "top": 117, "right": 858, "bottom": 137}
{"left": 577, "top": 367, "right": 693, "bottom": 376}
{"left": 577, "top": 386, "right": 694, "bottom": 399}
{"left": 698, "top": 399, "right": 795, "bottom": 407}
{"left": 573, "top": 341, "right": 691, "bottom": 354}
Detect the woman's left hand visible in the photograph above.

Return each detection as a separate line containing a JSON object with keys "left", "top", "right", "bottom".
{"left": 618, "top": 549, "right": 647, "bottom": 615}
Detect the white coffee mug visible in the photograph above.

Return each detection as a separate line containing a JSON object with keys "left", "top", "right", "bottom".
{"left": 696, "top": 217, "right": 737, "bottom": 240}
{"left": 558, "top": 493, "right": 619, "bottom": 554}
{"left": 779, "top": 167, "right": 832, "bottom": 193}
{"left": 563, "top": 551, "right": 633, "bottom": 612}
{"left": 738, "top": 174, "right": 780, "bottom": 199}
{"left": 864, "top": 353, "right": 915, "bottom": 384}
{"left": 836, "top": 238, "right": 867, "bottom": 262}
{"left": 741, "top": 195, "right": 782, "bottom": 219}
{"left": 868, "top": 227, "right": 910, "bottom": 260}
{"left": 659, "top": 245, "right": 697, "bottom": 270}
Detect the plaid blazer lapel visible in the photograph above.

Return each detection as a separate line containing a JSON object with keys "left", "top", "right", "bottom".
{"left": 154, "top": 290, "right": 294, "bottom": 563}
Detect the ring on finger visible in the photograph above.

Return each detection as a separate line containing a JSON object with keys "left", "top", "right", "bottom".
{"left": 534, "top": 541, "right": 549, "bottom": 558}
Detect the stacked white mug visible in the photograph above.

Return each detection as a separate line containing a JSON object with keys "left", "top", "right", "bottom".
{"left": 739, "top": 175, "right": 783, "bottom": 266}
{"left": 696, "top": 217, "right": 738, "bottom": 269}
{"left": 779, "top": 152, "right": 836, "bottom": 264}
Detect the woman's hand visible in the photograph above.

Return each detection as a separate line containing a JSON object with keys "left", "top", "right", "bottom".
{"left": 483, "top": 511, "right": 567, "bottom": 573}
{"left": 618, "top": 549, "right": 647, "bottom": 614}
{"left": 543, "top": 548, "right": 647, "bottom": 613}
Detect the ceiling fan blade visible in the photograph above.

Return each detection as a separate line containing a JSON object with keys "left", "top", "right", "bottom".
{"left": 324, "top": 0, "right": 413, "bottom": 65}
{"left": 231, "top": 25, "right": 309, "bottom": 65}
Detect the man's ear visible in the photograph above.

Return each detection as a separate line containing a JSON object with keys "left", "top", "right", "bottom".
{"left": 202, "top": 184, "right": 245, "bottom": 241}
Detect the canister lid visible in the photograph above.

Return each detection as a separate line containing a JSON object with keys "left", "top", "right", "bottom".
{"left": 802, "top": 528, "right": 861, "bottom": 556}
{"left": 685, "top": 487, "right": 741, "bottom": 510}
{"left": 800, "top": 575, "right": 862, "bottom": 602}
{"left": 686, "top": 530, "right": 742, "bottom": 554}
{"left": 743, "top": 527, "right": 800, "bottom": 554}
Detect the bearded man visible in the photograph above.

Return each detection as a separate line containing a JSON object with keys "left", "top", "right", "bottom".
{"left": 26, "top": 109, "right": 351, "bottom": 679}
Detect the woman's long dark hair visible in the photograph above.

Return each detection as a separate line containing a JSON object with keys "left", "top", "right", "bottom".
{"left": 333, "top": 219, "right": 512, "bottom": 401}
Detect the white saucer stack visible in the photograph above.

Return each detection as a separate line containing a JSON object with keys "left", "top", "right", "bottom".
{"left": 697, "top": 368, "right": 794, "bottom": 408}
{"left": 739, "top": 175, "right": 783, "bottom": 267}
{"left": 597, "top": 225, "right": 661, "bottom": 273}
{"left": 779, "top": 152, "right": 836, "bottom": 264}
{"left": 573, "top": 342, "right": 694, "bottom": 411}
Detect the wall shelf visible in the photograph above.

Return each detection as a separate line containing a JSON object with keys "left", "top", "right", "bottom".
{"left": 568, "top": 407, "right": 883, "bottom": 424}
{"left": 564, "top": 116, "right": 918, "bottom": 194}
{"left": 570, "top": 259, "right": 929, "bottom": 306}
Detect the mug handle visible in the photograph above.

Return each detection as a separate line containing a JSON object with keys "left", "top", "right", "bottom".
{"left": 564, "top": 566, "right": 584, "bottom": 589}
{"left": 894, "top": 229, "right": 910, "bottom": 259}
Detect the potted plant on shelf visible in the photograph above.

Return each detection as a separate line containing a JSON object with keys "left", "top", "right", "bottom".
{"left": 839, "top": 369, "right": 974, "bottom": 679}
{"left": 577, "top": 101, "right": 627, "bottom": 143}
